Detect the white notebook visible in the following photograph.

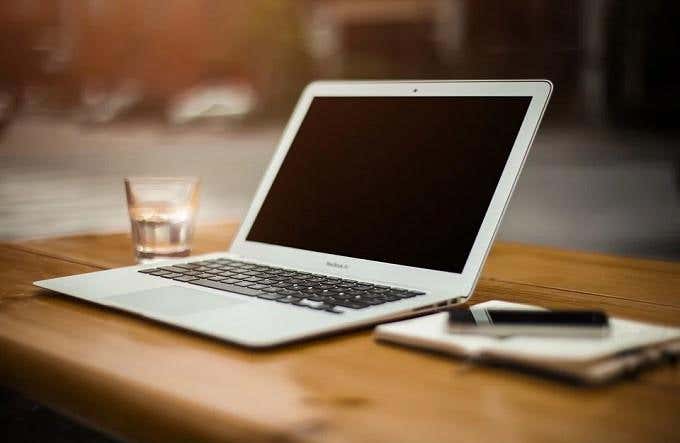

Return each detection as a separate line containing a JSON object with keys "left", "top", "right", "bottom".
{"left": 375, "top": 300, "right": 680, "bottom": 383}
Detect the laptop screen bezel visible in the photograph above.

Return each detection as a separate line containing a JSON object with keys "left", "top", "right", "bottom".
{"left": 229, "top": 80, "right": 552, "bottom": 299}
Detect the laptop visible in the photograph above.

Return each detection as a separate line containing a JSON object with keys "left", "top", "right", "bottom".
{"left": 35, "top": 80, "right": 552, "bottom": 347}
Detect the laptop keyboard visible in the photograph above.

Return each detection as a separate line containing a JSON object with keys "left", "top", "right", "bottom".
{"left": 138, "top": 258, "right": 425, "bottom": 314}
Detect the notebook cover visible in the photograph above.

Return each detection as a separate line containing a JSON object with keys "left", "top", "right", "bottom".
{"left": 375, "top": 300, "right": 680, "bottom": 383}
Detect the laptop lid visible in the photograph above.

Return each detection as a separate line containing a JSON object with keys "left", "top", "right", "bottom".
{"left": 230, "top": 81, "right": 551, "bottom": 299}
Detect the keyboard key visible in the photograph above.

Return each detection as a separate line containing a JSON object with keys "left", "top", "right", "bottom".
{"left": 256, "top": 293, "right": 284, "bottom": 301}
{"left": 323, "top": 285, "right": 342, "bottom": 292}
{"left": 349, "top": 294, "right": 369, "bottom": 301}
{"left": 234, "top": 280, "right": 255, "bottom": 287}
{"left": 160, "top": 266, "right": 189, "bottom": 273}
{"left": 249, "top": 284, "right": 269, "bottom": 290}
{"left": 337, "top": 282, "right": 356, "bottom": 288}
{"left": 182, "top": 270, "right": 202, "bottom": 276}
{"left": 163, "top": 273, "right": 187, "bottom": 279}
{"left": 218, "top": 270, "right": 236, "bottom": 276}
{"left": 148, "top": 270, "right": 171, "bottom": 276}
{"left": 294, "top": 299, "right": 325, "bottom": 309}
{"left": 276, "top": 295, "right": 302, "bottom": 304}
{"left": 265, "top": 269, "right": 285, "bottom": 275}
{"left": 246, "top": 271, "right": 268, "bottom": 277}
{"left": 332, "top": 299, "right": 369, "bottom": 309}
{"left": 377, "top": 294, "right": 402, "bottom": 301}
{"left": 364, "top": 298, "right": 387, "bottom": 306}
{"left": 191, "top": 279, "right": 264, "bottom": 297}
{"left": 323, "top": 307, "right": 343, "bottom": 314}
{"left": 173, "top": 275, "right": 199, "bottom": 282}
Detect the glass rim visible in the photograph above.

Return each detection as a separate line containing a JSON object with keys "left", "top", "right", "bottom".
{"left": 124, "top": 176, "right": 200, "bottom": 184}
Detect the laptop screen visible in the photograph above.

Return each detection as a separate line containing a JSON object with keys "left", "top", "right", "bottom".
{"left": 246, "top": 96, "right": 531, "bottom": 273}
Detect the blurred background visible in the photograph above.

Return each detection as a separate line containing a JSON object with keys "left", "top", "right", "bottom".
{"left": 1, "top": 1, "right": 679, "bottom": 439}
{"left": 1, "top": 0, "right": 679, "bottom": 260}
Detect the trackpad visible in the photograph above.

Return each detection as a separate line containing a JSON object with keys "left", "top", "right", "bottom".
{"left": 105, "top": 286, "right": 244, "bottom": 317}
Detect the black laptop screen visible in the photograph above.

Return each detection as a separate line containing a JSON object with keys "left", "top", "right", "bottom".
{"left": 246, "top": 96, "right": 531, "bottom": 273}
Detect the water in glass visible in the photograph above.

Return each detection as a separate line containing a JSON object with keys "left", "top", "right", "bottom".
{"left": 125, "top": 177, "right": 200, "bottom": 263}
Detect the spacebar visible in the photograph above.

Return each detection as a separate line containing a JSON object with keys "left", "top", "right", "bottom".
{"left": 191, "top": 279, "right": 263, "bottom": 296}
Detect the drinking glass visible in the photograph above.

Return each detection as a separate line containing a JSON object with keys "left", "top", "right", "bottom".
{"left": 124, "top": 177, "right": 200, "bottom": 263}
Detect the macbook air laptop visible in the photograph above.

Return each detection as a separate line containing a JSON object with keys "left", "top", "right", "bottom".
{"left": 35, "top": 80, "right": 552, "bottom": 347}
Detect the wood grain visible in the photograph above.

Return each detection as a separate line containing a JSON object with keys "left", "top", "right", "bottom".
{"left": 12, "top": 222, "right": 240, "bottom": 269}
{"left": 16, "top": 222, "right": 680, "bottom": 309}
{"left": 2, "top": 228, "right": 680, "bottom": 443}
{"left": 485, "top": 242, "right": 680, "bottom": 307}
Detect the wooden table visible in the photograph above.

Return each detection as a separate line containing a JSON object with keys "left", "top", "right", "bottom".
{"left": 1, "top": 222, "right": 679, "bottom": 443}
